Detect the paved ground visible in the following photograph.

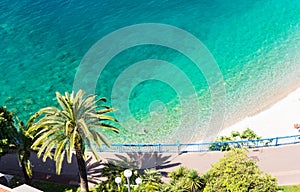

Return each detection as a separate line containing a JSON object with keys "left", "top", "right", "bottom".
{"left": 0, "top": 143, "right": 300, "bottom": 187}
{"left": 157, "top": 144, "right": 300, "bottom": 186}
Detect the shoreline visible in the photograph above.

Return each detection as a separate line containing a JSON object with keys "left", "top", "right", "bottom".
{"left": 219, "top": 86, "right": 300, "bottom": 139}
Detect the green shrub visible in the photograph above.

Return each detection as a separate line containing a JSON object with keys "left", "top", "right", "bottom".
{"left": 0, "top": 106, "right": 18, "bottom": 157}
{"left": 204, "top": 149, "right": 278, "bottom": 192}
{"left": 92, "top": 164, "right": 164, "bottom": 192}
{"left": 209, "top": 128, "right": 262, "bottom": 151}
{"left": 166, "top": 166, "right": 205, "bottom": 192}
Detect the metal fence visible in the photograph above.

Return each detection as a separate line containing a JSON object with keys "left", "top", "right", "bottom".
{"left": 96, "top": 134, "right": 300, "bottom": 153}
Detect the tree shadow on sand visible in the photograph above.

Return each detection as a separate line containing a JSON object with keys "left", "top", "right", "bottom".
{"left": 85, "top": 156, "right": 105, "bottom": 185}
{"left": 85, "top": 152, "right": 181, "bottom": 185}
{"left": 106, "top": 152, "right": 181, "bottom": 177}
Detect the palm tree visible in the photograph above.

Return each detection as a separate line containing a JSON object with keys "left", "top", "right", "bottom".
{"left": 17, "top": 120, "right": 33, "bottom": 185}
{"left": 16, "top": 112, "right": 42, "bottom": 186}
{"left": 168, "top": 166, "right": 188, "bottom": 183}
{"left": 168, "top": 166, "right": 204, "bottom": 192}
{"left": 141, "top": 169, "right": 162, "bottom": 184}
{"left": 184, "top": 169, "right": 204, "bottom": 192}
{"left": 27, "top": 90, "right": 119, "bottom": 192}
{"left": 139, "top": 169, "right": 162, "bottom": 192}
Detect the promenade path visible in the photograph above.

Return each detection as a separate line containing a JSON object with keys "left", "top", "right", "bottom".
{"left": 0, "top": 143, "right": 300, "bottom": 187}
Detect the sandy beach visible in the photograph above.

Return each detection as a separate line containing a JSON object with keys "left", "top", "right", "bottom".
{"left": 219, "top": 87, "right": 300, "bottom": 139}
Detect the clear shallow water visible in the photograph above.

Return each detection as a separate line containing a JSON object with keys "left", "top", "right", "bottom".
{"left": 1, "top": 0, "right": 300, "bottom": 143}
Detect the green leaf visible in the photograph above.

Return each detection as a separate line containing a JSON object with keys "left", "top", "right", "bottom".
{"left": 56, "top": 150, "right": 66, "bottom": 175}
{"left": 100, "top": 123, "right": 119, "bottom": 133}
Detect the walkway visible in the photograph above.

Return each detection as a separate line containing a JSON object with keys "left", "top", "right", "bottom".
{"left": 0, "top": 143, "right": 300, "bottom": 187}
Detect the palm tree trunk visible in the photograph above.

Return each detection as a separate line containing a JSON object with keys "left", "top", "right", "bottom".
{"left": 20, "top": 150, "right": 32, "bottom": 185}
{"left": 21, "top": 159, "right": 32, "bottom": 185}
{"left": 74, "top": 141, "right": 89, "bottom": 192}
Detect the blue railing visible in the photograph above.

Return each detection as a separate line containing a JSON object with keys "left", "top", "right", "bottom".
{"left": 96, "top": 134, "right": 300, "bottom": 153}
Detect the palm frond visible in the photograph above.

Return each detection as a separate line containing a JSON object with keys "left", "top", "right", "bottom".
{"left": 77, "top": 119, "right": 92, "bottom": 139}
{"left": 85, "top": 138, "right": 100, "bottom": 161}
{"left": 91, "top": 130, "right": 110, "bottom": 147}
{"left": 41, "top": 141, "right": 56, "bottom": 162}
{"left": 69, "top": 125, "right": 77, "bottom": 153}
{"left": 100, "top": 123, "right": 119, "bottom": 133}
{"left": 97, "top": 97, "right": 107, "bottom": 102}
{"left": 65, "top": 142, "right": 72, "bottom": 164}
{"left": 56, "top": 150, "right": 66, "bottom": 175}
{"left": 74, "top": 90, "right": 85, "bottom": 107}
{"left": 56, "top": 92, "right": 74, "bottom": 120}
{"left": 97, "top": 108, "right": 117, "bottom": 115}
{"left": 32, "top": 128, "right": 57, "bottom": 149}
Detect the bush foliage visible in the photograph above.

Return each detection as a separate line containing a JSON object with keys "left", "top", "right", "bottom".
{"left": 204, "top": 149, "right": 278, "bottom": 192}
{"left": 209, "top": 128, "right": 262, "bottom": 151}
{"left": 0, "top": 106, "right": 18, "bottom": 157}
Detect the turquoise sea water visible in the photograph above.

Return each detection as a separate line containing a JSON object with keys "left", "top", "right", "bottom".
{"left": 1, "top": 0, "right": 300, "bottom": 143}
